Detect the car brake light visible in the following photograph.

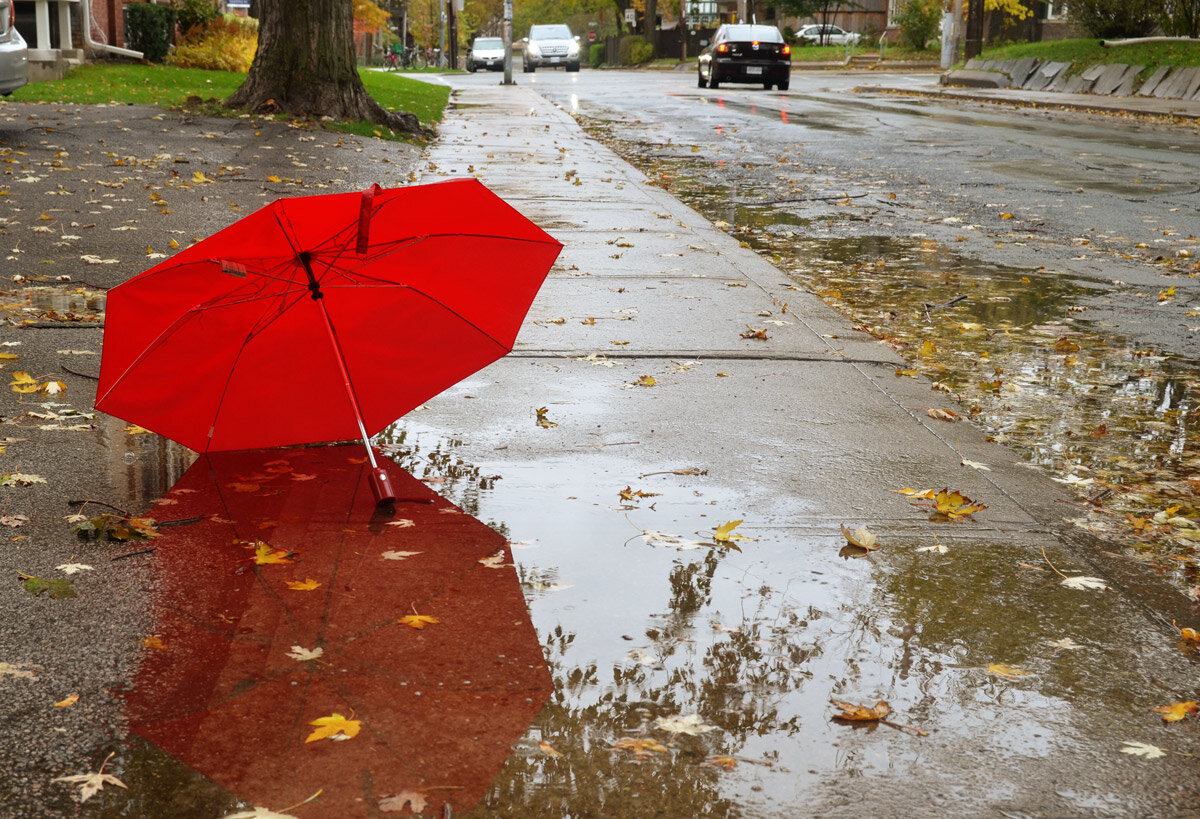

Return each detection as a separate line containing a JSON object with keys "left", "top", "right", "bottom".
{"left": 717, "top": 43, "right": 727, "bottom": 53}
{"left": 751, "top": 40, "right": 759, "bottom": 47}
{"left": 783, "top": 44, "right": 791, "bottom": 55}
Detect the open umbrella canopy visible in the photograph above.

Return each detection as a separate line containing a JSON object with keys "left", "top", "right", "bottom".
{"left": 125, "top": 445, "right": 553, "bottom": 815}
{"left": 95, "top": 179, "right": 561, "bottom": 454}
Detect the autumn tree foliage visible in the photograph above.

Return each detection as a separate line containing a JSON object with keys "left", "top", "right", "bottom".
{"left": 226, "top": 0, "right": 420, "bottom": 134}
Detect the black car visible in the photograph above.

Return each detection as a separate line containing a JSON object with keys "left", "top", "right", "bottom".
{"left": 698, "top": 24, "right": 791, "bottom": 91}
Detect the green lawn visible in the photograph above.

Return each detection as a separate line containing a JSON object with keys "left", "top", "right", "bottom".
{"left": 977, "top": 38, "right": 1200, "bottom": 76}
{"left": 9, "top": 63, "right": 451, "bottom": 139}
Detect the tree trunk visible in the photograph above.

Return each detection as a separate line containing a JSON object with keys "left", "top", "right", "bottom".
{"left": 226, "top": 0, "right": 422, "bottom": 135}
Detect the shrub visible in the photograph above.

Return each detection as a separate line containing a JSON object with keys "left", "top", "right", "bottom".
{"left": 1069, "top": 0, "right": 1157, "bottom": 37}
{"left": 166, "top": 13, "right": 258, "bottom": 72}
{"left": 894, "top": 0, "right": 941, "bottom": 50}
{"left": 589, "top": 42, "right": 604, "bottom": 68}
{"left": 124, "top": 2, "right": 178, "bottom": 63}
{"left": 173, "top": 0, "right": 219, "bottom": 36}
{"left": 629, "top": 38, "right": 653, "bottom": 64}
{"left": 617, "top": 35, "right": 650, "bottom": 65}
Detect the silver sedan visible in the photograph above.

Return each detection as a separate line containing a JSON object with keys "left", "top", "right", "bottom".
{"left": 0, "top": 0, "right": 28, "bottom": 96}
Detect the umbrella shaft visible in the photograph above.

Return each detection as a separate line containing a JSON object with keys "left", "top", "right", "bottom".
{"left": 316, "top": 300, "right": 378, "bottom": 469}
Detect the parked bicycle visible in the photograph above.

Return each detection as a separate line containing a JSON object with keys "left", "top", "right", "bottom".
{"left": 383, "top": 45, "right": 426, "bottom": 70}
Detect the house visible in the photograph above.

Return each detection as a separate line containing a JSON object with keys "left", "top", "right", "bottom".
{"left": 12, "top": 0, "right": 147, "bottom": 80}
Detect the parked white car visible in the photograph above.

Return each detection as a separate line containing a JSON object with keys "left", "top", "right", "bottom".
{"left": 795, "top": 24, "right": 861, "bottom": 46}
{"left": 0, "top": 0, "right": 29, "bottom": 96}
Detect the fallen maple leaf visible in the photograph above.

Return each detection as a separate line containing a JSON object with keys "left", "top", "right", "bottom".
{"left": 1151, "top": 701, "right": 1198, "bottom": 723}
{"left": 740, "top": 326, "right": 769, "bottom": 340}
{"left": 987, "top": 662, "right": 1033, "bottom": 681}
{"left": 713, "top": 520, "right": 752, "bottom": 543}
{"left": 378, "top": 790, "right": 428, "bottom": 814}
{"left": 384, "top": 518, "right": 415, "bottom": 528}
{"left": 252, "top": 542, "right": 293, "bottom": 565}
{"left": 55, "top": 563, "right": 93, "bottom": 575}
{"left": 53, "top": 753, "right": 127, "bottom": 803}
{"left": 381, "top": 550, "right": 421, "bottom": 561}
{"left": 284, "top": 578, "right": 322, "bottom": 591}
{"left": 398, "top": 614, "right": 439, "bottom": 629}
{"left": 1060, "top": 576, "right": 1108, "bottom": 591}
{"left": 641, "top": 530, "right": 705, "bottom": 550}
{"left": 54, "top": 694, "right": 79, "bottom": 708}
{"left": 931, "top": 488, "right": 987, "bottom": 520}
{"left": 655, "top": 713, "right": 716, "bottom": 736}
{"left": 928, "top": 408, "right": 961, "bottom": 422}
{"left": 702, "top": 755, "right": 738, "bottom": 770}
{"left": 634, "top": 375, "right": 656, "bottom": 387}
{"left": 287, "top": 645, "right": 323, "bottom": 662}
{"left": 619, "top": 486, "right": 660, "bottom": 501}
{"left": 535, "top": 406, "right": 558, "bottom": 428}
{"left": 841, "top": 524, "right": 879, "bottom": 551}
{"left": 1121, "top": 740, "right": 1167, "bottom": 759}
{"left": 305, "top": 712, "right": 360, "bottom": 743}
{"left": 830, "top": 698, "right": 891, "bottom": 721}
{"left": 611, "top": 737, "right": 669, "bottom": 758}
{"left": 478, "top": 550, "right": 507, "bottom": 569}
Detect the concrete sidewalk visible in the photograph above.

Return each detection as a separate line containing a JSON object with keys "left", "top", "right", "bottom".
{"left": 394, "top": 80, "right": 1200, "bottom": 815}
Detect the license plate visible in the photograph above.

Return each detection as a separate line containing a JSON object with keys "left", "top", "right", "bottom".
{"left": 746, "top": 66, "right": 762, "bottom": 75}
{"left": 486, "top": 59, "right": 496, "bottom": 65}
{"left": 550, "top": 57, "right": 561, "bottom": 63}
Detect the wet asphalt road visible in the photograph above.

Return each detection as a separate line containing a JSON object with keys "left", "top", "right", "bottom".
{"left": 511, "top": 68, "right": 1200, "bottom": 360}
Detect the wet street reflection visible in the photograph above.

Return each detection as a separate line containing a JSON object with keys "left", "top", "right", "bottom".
{"left": 123, "top": 445, "right": 551, "bottom": 816}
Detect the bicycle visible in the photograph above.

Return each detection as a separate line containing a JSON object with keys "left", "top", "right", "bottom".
{"left": 400, "top": 46, "right": 426, "bottom": 69}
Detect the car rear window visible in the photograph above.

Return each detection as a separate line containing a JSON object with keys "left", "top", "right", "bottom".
{"left": 475, "top": 38, "right": 502, "bottom": 48}
{"left": 723, "top": 25, "right": 784, "bottom": 43}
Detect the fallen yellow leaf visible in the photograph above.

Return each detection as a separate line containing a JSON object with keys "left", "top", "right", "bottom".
{"left": 54, "top": 694, "right": 79, "bottom": 708}
{"left": 285, "top": 578, "right": 322, "bottom": 591}
{"left": 987, "top": 662, "right": 1033, "bottom": 680}
{"left": 1151, "top": 701, "right": 1198, "bottom": 723}
{"left": 305, "top": 712, "right": 361, "bottom": 743}
{"left": 252, "top": 542, "right": 293, "bottom": 565}
{"left": 398, "top": 614, "right": 439, "bottom": 630}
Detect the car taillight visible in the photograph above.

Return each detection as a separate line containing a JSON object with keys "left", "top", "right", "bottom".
{"left": 717, "top": 43, "right": 727, "bottom": 53}
{"left": 782, "top": 44, "right": 791, "bottom": 55}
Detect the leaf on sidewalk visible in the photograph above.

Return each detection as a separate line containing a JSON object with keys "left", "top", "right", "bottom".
{"left": 1151, "top": 701, "right": 1198, "bottom": 723}
{"left": 830, "top": 698, "right": 890, "bottom": 722}
{"left": 1120, "top": 741, "right": 1167, "bottom": 759}
{"left": 987, "top": 662, "right": 1033, "bottom": 681}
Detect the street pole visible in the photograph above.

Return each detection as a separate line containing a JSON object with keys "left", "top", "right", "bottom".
{"left": 502, "top": 0, "right": 514, "bottom": 84}
{"left": 680, "top": 0, "right": 686, "bottom": 62}
{"left": 964, "top": 0, "right": 983, "bottom": 60}
{"left": 448, "top": 0, "right": 458, "bottom": 69}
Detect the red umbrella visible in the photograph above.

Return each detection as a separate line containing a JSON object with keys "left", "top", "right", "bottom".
{"left": 95, "top": 179, "right": 561, "bottom": 503}
{"left": 126, "top": 445, "right": 553, "bottom": 816}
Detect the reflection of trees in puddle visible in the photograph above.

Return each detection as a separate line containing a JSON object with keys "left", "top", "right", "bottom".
{"left": 479, "top": 551, "right": 824, "bottom": 814}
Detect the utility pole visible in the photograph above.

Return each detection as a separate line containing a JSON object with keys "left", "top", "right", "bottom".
{"left": 964, "top": 0, "right": 983, "bottom": 60}
{"left": 680, "top": 0, "right": 687, "bottom": 62}
{"left": 502, "top": 0, "right": 514, "bottom": 84}
{"left": 447, "top": 0, "right": 458, "bottom": 69}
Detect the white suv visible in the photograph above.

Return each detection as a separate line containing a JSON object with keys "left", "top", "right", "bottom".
{"left": 522, "top": 24, "right": 580, "bottom": 73}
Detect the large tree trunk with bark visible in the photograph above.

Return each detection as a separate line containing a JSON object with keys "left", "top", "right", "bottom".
{"left": 226, "top": 0, "right": 421, "bottom": 135}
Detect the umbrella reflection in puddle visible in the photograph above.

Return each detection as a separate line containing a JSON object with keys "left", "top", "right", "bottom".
{"left": 126, "top": 445, "right": 552, "bottom": 815}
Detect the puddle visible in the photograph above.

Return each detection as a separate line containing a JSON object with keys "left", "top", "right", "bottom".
{"left": 1, "top": 285, "right": 106, "bottom": 324}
